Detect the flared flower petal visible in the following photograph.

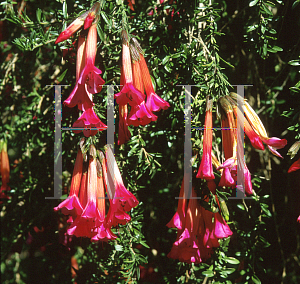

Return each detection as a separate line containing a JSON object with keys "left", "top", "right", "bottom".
{"left": 218, "top": 167, "right": 235, "bottom": 188}
{"left": 138, "top": 54, "right": 170, "bottom": 112}
{"left": 196, "top": 99, "right": 215, "bottom": 180}
{"left": 72, "top": 107, "right": 107, "bottom": 137}
{"left": 288, "top": 156, "right": 300, "bottom": 173}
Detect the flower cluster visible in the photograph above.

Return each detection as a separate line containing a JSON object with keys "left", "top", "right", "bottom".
{"left": 54, "top": 143, "right": 139, "bottom": 242}
{"left": 0, "top": 140, "right": 10, "bottom": 201}
{"left": 55, "top": 3, "right": 106, "bottom": 137}
{"left": 115, "top": 30, "right": 170, "bottom": 145}
{"left": 167, "top": 180, "right": 232, "bottom": 263}
{"left": 196, "top": 94, "right": 287, "bottom": 196}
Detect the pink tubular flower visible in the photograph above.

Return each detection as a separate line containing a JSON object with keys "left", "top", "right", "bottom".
{"left": 128, "top": 48, "right": 157, "bottom": 126}
{"left": 54, "top": 149, "right": 83, "bottom": 219}
{"left": 166, "top": 179, "right": 188, "bottom": 230}
{"left": 64, "top": 36, "right": 93, "bottom": 111}
{"left": 202, "top": 206, "right": 233, "bottom": 249}
{"left": 230, "top": 93, "right": 287, "bottom": 158}
{"left": 139, "top": 53, "right": 170, "bottom": 112}
{"left": 55, "top": 3, "right": 100, "bottom": 44}
{"left": 67, "top": 148, "right": 103, "bottom": 238}
{"left": 55, "top": 15, "right": 85, "bottom": 44}
{"left": 64, "top": 24, "right": 105, "bottom": 112}
{"left": 167, "top": 189, "right": 204, "bottom": 263}
{"left": 118, "top": 104, "right": 131, "bottom": 145}
{"left": 105, "top": 146, "right": 139, "bottom": 227}
{"left": 72, "top": 107, "right": 107, "bottom": 137}
{"left": 218, "top": 167, "right": 235, "bottom": 188}
{"left": 288, "top": 157, "right": 300, "bottom": 173}
{"left": 91, "top": 159, "right": 117, "bottom": 242}
{"left": 196, "top": 98, "right": 215, "bottom": 180}
{"left": 115, "top": 31, "right": 145, "bottom": 107}
{"left": 234, "top": 103, "right": 264, "bottom": 150}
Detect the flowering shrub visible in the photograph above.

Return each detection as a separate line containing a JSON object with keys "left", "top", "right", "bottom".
{"left": 1, "top": 1, "right": 300, "bottom": 284}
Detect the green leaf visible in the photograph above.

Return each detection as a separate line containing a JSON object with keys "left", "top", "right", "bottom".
{"left": 100, "top": 11, "right": 110, "bottom": 27}
{"left": 57, "top": 69, "right": 68, "bottom": 82}
{"left": 249, "top": 0, "right": 259, "bottom": 6}
{"left": 288, "top": 60, "right": 300, "bottom": 66}
{"left": 225, "top": 257, "right": 240, "bottom": 264}
{"left": 139, "top": 241, "right": 150, "bottom": 248}
{"left": 162, "top": 56, "right": 170, "bottom": 65}
{"left": 202, "top": 270, "right": 214, "bottom": 277}
{"left": 272, "top": 46, "right": 283, "bottom": 51}
{"left": 237, "top": 203, "right": 245, "bottom": 210}
{"left": 252, "top": 275, "right": 261, "bottom": 284}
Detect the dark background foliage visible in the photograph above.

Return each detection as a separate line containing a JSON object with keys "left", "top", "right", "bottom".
{"left": 1, "top": 0, "right": 300, "bottom": 283}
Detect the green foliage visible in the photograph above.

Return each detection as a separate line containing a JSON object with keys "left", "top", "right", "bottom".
{"left": 1, "top": 0, "right": 299, "bottom": 284}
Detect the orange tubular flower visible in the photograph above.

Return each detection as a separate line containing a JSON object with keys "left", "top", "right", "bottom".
{"left": 128, "top": 44, "right": 157, "bottom": 126}
{"left": 115, "top": 30, "right": 145, "bottom": 107}
{"left": 166, "top": 179, "right": 188, "bottom": 231}
{"left": 54, "top": 149, "right": 83, "bottom": 220}
{"left": 196, "top": 98, "right": 215, "bottom": 180}
{"left": 138, "top": 53, "right": 170, "bottom": 112}
{"left": 229, "top": 92, "right": 287, "bottom": 158}
{"left": 0, "top": 140, "right": 10, "bottom": 199}
{"left": 55, "top": 3, "right": 100, "bottom": 44}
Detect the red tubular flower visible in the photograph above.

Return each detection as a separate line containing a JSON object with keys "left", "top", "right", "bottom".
{"left": 218, "top": 167, "right": 235, "bottom": 188}
{"left": 55, "top": 3, "right": 100, "bottom": 44}
{"left": 288, "top": 157, "right": 300, "bottom": 173}
{"left": 128, "top": 49, "right": 157, "bottom": 126}
{"left": 115, "top": 31, "right": 145, "bottom": 107}
{"left": 68, "top": 148, "right": 103, "bottom": 238}
{"left": 230, "top": 93, "right": 287, "bottom": 158}
{"left": 221, "top": 115, "right": 233, "bottom": 160}
{"left": 202, "top": 206, "right": 232, "bottom": 249}
{"left": 118, "top": 104, "right": 131, "bottom": 145}
{"left": 55, "top": 16, "right": 85, "bottom": 44}
{"left": 91, "top": 159, "right": 117, "bottom": 242}
{"left": 83, "top": 3, "right": 100, "bottom": 30}
{"left": 105, "top": 146, "right": 139, "bottom": 227}
{"left": 196, "top": 98, "right": 215, "bottom": 180}
{"left": 64, "top": 36, "right": 93, "bottom": 111}
{"left": 139, "top": 53, "right": 170, "bottom": 112}
{"left": 64, "top": 24, "right": 105, "bottom": 111}
{"left": 166, "top": 179, "right": 188, "bottom": 230}
{"left": 72, "top": 107, "right": 107, "bottom": 137}
{"left": 54, "top": 149, "right": 83, "bottom": 219}
{"left": 167, "top": 189, "right": 203, "bottom": 263}
{"left": 0, "top": 141, "right": 10, "bottom": 199}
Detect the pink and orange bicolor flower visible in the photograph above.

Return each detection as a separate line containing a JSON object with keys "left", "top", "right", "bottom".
{"left": 196, "top": 98, "right": 215, "bottom": 180}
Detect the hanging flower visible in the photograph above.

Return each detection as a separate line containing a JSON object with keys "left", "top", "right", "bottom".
{"left": 67, "top": 146, "right": 104, "bottom": 238}
{"left": 229, "top": 93, "right": 287, "bottom": 158}
{"left": 55, "top": 3, "right": 100, "bottom": 44}
{"left": 64, "top": 36, "right": 94, "bottom": 112}
{"left": 166, "top": 179, "right": 188, "bottom": 230}
{"left": 115, "top": 30, "right": 145, "bottom": 107}
{"left": 64, "top": 24, "right": 105, "bottom": 113}
{"left": 167, "top": 188, "right": 204, "bottom": 263}
{"left": 138, "top": 53, "right": 170, "bottom": 112}
{"left": 118, "top": 104, "right": 131, "bottom": 145}
{"left": 105, "top": 145, "right": 139, "bottom": 227}
{"left": 72, "top": 107, "right": 107, "bottom": 137}
{"left": 54, "top": 148, "right": 84, "bottom": 219}
{"left": 128, "top": 43, "right": 157, "bottom": 126}
{"left": 0, "top": 140, "right": 10, "bottom": 200}
{"left": 288, "top": 157, "right": 300, "bottom": 173}
{"left": 196, "top": 98, "right": 215, "bottom": 180}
